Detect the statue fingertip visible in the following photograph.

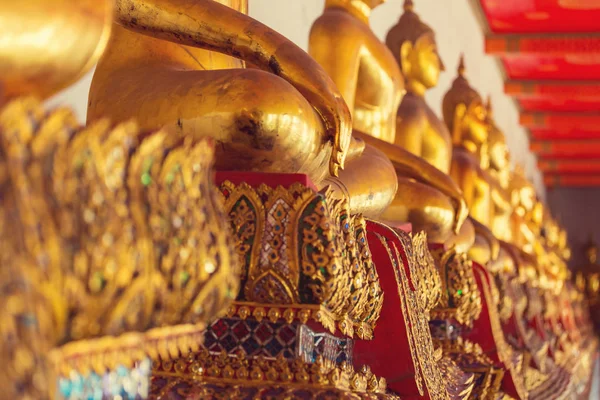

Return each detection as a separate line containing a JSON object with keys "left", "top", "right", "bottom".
{"left": 330, "top": 160, "right": 339, "bottom": 177}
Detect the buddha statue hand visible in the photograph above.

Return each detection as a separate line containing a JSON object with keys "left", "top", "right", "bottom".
{"left": 114, "top": 0, "right": 352, "bottom": 177}
{"left": 362, "top": 133, "right": 468, "bottom": 235}
{"left": 455, "top": 196, "right": 469, "bottom": 234}
{"left": 287, "top": 64, "right": 352, "bottom": 176}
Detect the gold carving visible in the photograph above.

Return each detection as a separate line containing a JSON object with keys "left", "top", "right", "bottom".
{"left": 411, "top": 231, "right": 443, "bottom": 317}
{"left": 0, "top": 98, "right": 238, "bottom": 398}
{"left": 220, "top": 182, "right": 383, "bottom": 339}
{"left": 474, "top": 267, "right": 528, "bottom": 399}
{"left": 434, "top": 337, "right": 504, "bottom": 400}
{"left": 151, "top": 350, "right": 394, "bottom": 399}
{"left": 430, "top": 247, "right": 482, "bottom": 326}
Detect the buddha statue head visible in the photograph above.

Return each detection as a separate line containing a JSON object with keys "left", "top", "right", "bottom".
{"left": 486, "top": 97, "right": 510, "bottom": 188}
{"left": 325, "top": 0, "right": 387, "bottom": 16}
{"left": 442, "top": 56, "right": 489, "bottom": 155}
{"left": 385, "top": 0, "right": 444, "bottom": 95}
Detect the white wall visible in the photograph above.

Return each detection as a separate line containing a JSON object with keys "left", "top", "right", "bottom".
{"left": 48, "top": 0, "right": 544, "bottom": 197}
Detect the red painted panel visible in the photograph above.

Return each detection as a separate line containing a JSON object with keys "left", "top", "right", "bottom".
{"left": 487, "top": 36, "right": 600, "bottom": 56}
{"left": 506, "top": 81, "right": 600, "bottom": 99}
{"left": 476, "top": 0, "right": 600, "bottom": 187}
{"left": 502, "top": 55, "right": 600, "bottom": 80}
{"left": 539, "top": 159, "right": 600, "bottom": 173}
{"left": 521, "top": 112, "right": 600, "bottom": 130}
{"left": 480, "top": 0, "right": 600, "bottom": 34}
{"left": 544, "top": 174, "right": 600, "bottom": 187}
{"left": 530, "top": 128, "right": 600, "bottom": 140}
{"left": 519, "top": 98, "right": 600, "bottom": 113}
{"left": 531, "top": 140, "right": 600, "bottom": 157}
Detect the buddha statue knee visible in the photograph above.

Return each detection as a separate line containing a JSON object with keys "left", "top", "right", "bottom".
{"left": 321, "top": 137, "right": 398, "bottom": 218}
{"left": 382, "top": 177, "right": 453, "bottom": 241}
{"left": 89, "top": 0, "right": 352, "bottom": 184}
{"left": 469, "top": 218, "right": 500, "bottom": 265}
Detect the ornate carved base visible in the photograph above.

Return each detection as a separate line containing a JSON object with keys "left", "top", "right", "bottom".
{"left": 434, "top": 338, "right": 504, "bottom": 400}
{"left": 146, "top": 174, "right": 395, "bottom": 398}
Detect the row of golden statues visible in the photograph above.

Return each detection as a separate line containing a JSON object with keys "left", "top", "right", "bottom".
{"left": 0, "top": 0, "right": 598, "bottom": 399}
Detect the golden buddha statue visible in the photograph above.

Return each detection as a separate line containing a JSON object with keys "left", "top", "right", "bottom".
{"left": 542, "top": 211, "right": 568, "bottom": 291}
{"left": 486, "top": 97, "right": 513, "bottom": 244}
{"left": 443, "top": 57, "right": 498, "bottom": 264}
{"left": 558, "top": 226, "right": 572, "bottom": 264}
{"left": 385, "top": 0, "right": 448, "bottom": 172}
{"left": 575, "top": 237, "right": 600, "bottom": 306}
{"left": 89, "top": 0, "right": 353, "bottom": 185}
{"left": 309, "top": 0, "right": 468, "bottom": 244}
{"left": 574, "top": 238, "right": 600, "bottom": 338}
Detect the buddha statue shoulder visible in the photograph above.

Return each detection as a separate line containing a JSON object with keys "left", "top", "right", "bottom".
{"left": 310, "top": 0, "right": 468, "bottom": 244}
{"left": 89, "top": 0, "right": 352, "bottom": 185}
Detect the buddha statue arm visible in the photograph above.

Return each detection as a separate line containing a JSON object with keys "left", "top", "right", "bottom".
{"left": 114, "top": 0, "right": 352, "bottom": 176}
{"left": 450, "top": 154, "right": 478, "bottom": 213}
{"left": 356, "top": 131, "right": 468, "bottom": 233}
{"left": 394, "top": 110, "right": 424, "bottom": 157}
{"left": 308, "top": 11, "right": 361, "bottom": 112}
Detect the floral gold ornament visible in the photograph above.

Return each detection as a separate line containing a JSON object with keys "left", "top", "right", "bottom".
{"left": 430, "top": 246, "right": 482, "bottom": 327}
{"left": 0, "top": 98, "right": 239, "bottom": 399}
{"left": 150, "top": 350, "right": 395, "bottom": 399}
{"left": 219, "top": 181, "right": 384, "bottom": 339}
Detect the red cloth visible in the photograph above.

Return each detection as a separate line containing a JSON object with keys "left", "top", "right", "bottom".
{"left": 354, "top": 221, "right": 425, "bottom": 398}
{"left": 215, "top": 171, "right": 316, "bottom": 190}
